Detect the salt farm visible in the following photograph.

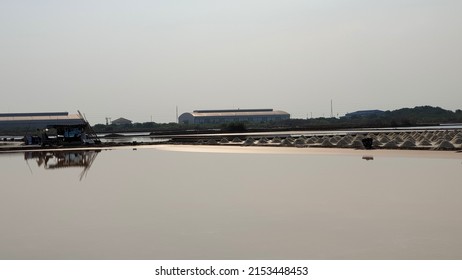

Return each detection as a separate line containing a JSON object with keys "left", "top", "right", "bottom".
{"left": 1, "top": 126, "right": 462, "bottom": 259}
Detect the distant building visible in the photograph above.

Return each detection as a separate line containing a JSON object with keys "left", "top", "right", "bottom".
{"left": 179, "top": 109, "right": 290, "bottom": 124}
{"left": 0, "top": 112, "right": 86, "bottom": 130}
{"left": 344, "top": 110, "right": 384, "bottom": 118}
{"left": 111, "top": 117, "right": 132, "bottom": 125}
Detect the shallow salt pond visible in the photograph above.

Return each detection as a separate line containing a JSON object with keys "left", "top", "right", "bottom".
{"left": 0, "top": 145, "right": 461, "bottom": 259}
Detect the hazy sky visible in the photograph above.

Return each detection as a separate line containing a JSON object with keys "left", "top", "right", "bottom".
{"left": 1, "top": 0, "right": 461, "bottom": 123}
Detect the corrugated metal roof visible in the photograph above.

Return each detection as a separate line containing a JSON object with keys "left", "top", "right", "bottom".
{"left": 0, "top": 112, "right": 69, "bottom": 118}
{"left": 194, "top": 109, "right": 274, "bottom": 113}
{"left": 189, "top": 110, "right": 289, "bottom": 118}
{"left": 0, "top": 114, "right": 83, "bottom": 122}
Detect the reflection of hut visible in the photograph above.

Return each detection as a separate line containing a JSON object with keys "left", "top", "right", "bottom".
{"left": 24, "top": 150, "right": 100, "bottom": 180}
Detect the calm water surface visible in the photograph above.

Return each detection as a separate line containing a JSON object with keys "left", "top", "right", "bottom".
{"left": 0, "top": 146, "right": 461, "bottom": 259}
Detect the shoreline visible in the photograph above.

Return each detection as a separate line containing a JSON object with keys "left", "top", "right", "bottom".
{"left": 154, "top": 144, "right": 462, "bottom": 159}
{"left": 1, "top": 128, "right": 461, "bottom": 156}
{"left": 2, "top": 143, "right": 461, "bottom": 161}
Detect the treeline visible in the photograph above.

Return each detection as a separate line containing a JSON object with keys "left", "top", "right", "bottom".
{"left": 282, "top": 106, "right": 462, "bottom": 130}
{"left": 91, "top": 106, "right": 462, "bottom": 134}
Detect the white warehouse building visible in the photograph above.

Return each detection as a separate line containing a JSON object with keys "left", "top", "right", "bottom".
{"left": 0, "top": 112, "right": 87, "bottom": 130}
{"left": 178, "top": 109, "right": 290, "bottom": 124}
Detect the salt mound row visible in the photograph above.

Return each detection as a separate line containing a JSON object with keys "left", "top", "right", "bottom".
{"left": 196, "top": 129, "right": 461, "bottom": 150}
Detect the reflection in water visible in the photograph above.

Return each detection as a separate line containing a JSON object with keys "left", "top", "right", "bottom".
{"left": 2, "top": 147, "right": 461, "bottom": 259}
{"left": 24, "top": 150, "right": 100, "bottom": 180}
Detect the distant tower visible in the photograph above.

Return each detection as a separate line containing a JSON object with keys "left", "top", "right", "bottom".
{"left": 105, "top": 117, "right": 111, "bottom": 125}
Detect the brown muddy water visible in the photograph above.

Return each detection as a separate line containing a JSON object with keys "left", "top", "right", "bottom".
{"left": 0, "top": 146, "right": 461, "bottom": 259}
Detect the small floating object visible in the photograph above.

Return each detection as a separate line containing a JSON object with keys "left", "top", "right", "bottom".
{"left": 133, "top": 148, "right": 137, "bottom": 150}
{"left": 362, "top": 155, "right": 374, "bottom": 161}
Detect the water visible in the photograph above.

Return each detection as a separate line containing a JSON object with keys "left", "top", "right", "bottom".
{"left": 0, "top": 146, "right": 461, "bottom": 259}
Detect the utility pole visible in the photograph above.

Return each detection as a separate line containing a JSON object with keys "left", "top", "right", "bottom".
{"left": 330, "top": 99, "right": 333, "bottom": 118}
{"left": 176, "top": 106, "right": 179, "bottom": 123}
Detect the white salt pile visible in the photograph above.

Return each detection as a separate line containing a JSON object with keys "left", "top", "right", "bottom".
{"left": 243, "top": 137, "right": 255, "bottom": 146}
{"left": 383, "top": 140, "right": 398, "bottom": 148}
{"left": 281, "top": 138, "right": 294, "bottom": 147}
{"left": 321, "top": 138, "right": 334, "bottom": 147}
{"left": 271, "top": 137, "right": 282, "bottom": 144}
{"left": 434, "top": 140, "right": 455, "bottom": 150}
{"left": 400, "top": 140, "right": 416, "bottom": 148}
{"left": 336, "top": 138, "right": 350, "bottom": 148}
{"left": 294, "top": 138, "right": 306, "bottom": 145}
{"left": 417, "top": 139, "right": 432, "bottom": 147}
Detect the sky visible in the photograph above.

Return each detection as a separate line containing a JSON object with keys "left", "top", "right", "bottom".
{"left": 1, "top": 0, "right": 461, "bottom": 124}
